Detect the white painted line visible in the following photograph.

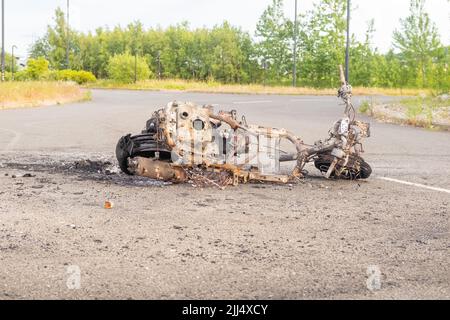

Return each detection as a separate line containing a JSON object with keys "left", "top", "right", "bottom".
{"left": 378, "top": 177, "right": 450, "bottom": 195}
{"left": 233, "top": 100, "right": 272, "bottom": 105}
{"left": 290, "top": 98, "right": 331, "bottom": 102}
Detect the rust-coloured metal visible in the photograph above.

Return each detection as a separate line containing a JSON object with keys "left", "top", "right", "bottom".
{"left": 128, "top": 157, "right": 187, "bottom": 182}
{"left": 116, "top": 65, "right": 372, "bottom": 187}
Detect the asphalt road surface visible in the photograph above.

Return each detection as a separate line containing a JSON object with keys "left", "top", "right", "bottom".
{"left": 0, "top": 90, "right": 448, "bottom": 300}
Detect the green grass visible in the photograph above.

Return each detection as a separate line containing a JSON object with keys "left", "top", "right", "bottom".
{"left": 401, "top": 96, "right": 449, "bottom": 127}
{"left": 0, "top": 81, "right": 90, "bottom": 110}
{"left": 358, "top": 100, "right": 372, "bottom": 114}
{"left": 86, "top": 79, "right": 432, "bottom": 97}
{"left": 82, "top": 90, "right": 92, "bottom": 102}
{"left": 362, "top": 94, "right": 450, "bottom": 130}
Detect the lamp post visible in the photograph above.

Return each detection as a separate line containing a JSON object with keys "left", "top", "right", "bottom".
{"left": 134, "top": 53, "right": 137, "bottom": 83}
{"left": 263, "top": 59, "right": 267, "bottom": 87}
{"left": 66, "top": 0, "right": 70, "bottom": 69}
{"left": 292, "top": 0, "right": 298, "bottom": 87}
{"left": 1, "top": 0, "right": 5, "bottom": 82}
{"left": 157, "top": 51, "right": 161, "bottom": 80}
{"left": 345, "top": 0, "right": 350, "bottom": 82}
{"left": 11, "top": 44, "right": 16, "bottom": 80}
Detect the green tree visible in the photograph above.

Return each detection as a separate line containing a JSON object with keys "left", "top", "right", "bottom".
{"left": 210, "top": 23, "right": 252, "bottom": 83}
{"left": 393, "top": 0, "right": 442, "bottom": 88}
{"left": 29, "top": 8, "right": 78, "bottom": 70}
{"left": 80, "top": 28, "right": 113, "bottom": 78}
{"left": 428, "top": 45, "right": 450, "bottom": 92}
{"left": 26, "top": 0, "right": 447, "bottom": 89}
{"left": 142, "top": 28, "right": 166, "bottom": 79}
{"left": 255, "top": 0, "right": 291, "bottom": 82}
{"left": 349, "top": 20, "right": 376, "bottom": 87}
{"left": 107, "top": 52, "right": 152, "bottom": 83}
{"left": 2, "top": 53, "right": 19, "bottom": 73}
{"left": 371, "top": 51, "right": 403, "bottom": 88}
{"left": 300, "top": 0, "right": 347, "bottom": 87}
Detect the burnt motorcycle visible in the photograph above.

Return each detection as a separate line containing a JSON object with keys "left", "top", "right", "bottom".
{"left": 116, "top": 66, "right": 372, "bottom": 186}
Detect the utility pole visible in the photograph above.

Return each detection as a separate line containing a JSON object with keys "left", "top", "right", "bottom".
{"left": 11, "top": 44, "right": 16, "bottom": 80}
{"left": 66, "top": 0, "right": 70, "bottom": 69}
{"left": 263, "top": 59, "right": 267, "bottom": 87}
{"left": 345, "top": 0, "right": 350, "bottom": 82}
{"left": 134, "top": 53, "right": 137, "bottom": 83}
{"left": 292, "top": 0, "right": 298, "bottom": 87}
{"left": 445, "top": 47, "right": 448, "bottom": 72}
{"left": 157, "top": 51, "right": 161, "bottom": 80}
{"left": 1, "top": 0, "right": 5, "bottom": 82}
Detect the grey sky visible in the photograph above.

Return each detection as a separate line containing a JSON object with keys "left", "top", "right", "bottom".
{"left": 3, "top": 0, "right": 450, "bottom": 61}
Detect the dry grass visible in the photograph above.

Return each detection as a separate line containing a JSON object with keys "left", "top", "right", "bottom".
{"left": 0, "top": 81, "right": 90, "bottom": 110}
{"left": 88, "top": 79, "right": 431, "bottom": 96}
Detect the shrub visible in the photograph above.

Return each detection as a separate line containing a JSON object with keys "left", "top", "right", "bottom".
{"left": 3, "top": 56, "right": 95, "bottom": 84}
{"left": 12, "top": 70, "right": 27, "bottom": 81}
{"left": 359, "top": 100, "right": 372, "bottom": 114}
{"left": 4, "top": 71, "right": 28, "bottom": 81}
{"left": 6, "top": 60, "right": 96, "bottom": 84}
{"left": 26, "top": 57, "right": 50, "bottom": 80}
{"left": 3, "top": 71, "right": 12, "bottom": 81}
{"left": 107, "top": 53, "right": 152, "bottom": 83}
{"left": 52, "top": 69, "right": 97, "bottom": 84}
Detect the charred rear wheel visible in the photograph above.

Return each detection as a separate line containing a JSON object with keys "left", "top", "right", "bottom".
{"left": 116, "top": 134, "right": 171, "bottom": 175}
{"left": 314, "top": 154, "right": 372, "bottom": 180}
{"left": 116, "top": 135, "right": 133, "bottom": 175}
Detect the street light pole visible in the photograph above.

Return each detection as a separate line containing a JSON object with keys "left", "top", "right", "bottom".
{"left": 134, "top": 53, "right": 137, "bottom": 83}
{"left": 263, "top": 59, "right": 267, "bottom": 87}
{"left": 345, "top": 0, "right": 350, "bottom": 82}
{"left": 157, "top": 51, "right": 161, "bottom": 80}
{"left": 66, "top": 0, "right": 70, "bottom": 69}
{"left": 11, "top": 44, "right": 16, "bottom": 80}
{"left": 1, "top": 0, "right": 5, "bottom": 82}
{"left": 292, "top": 0, "right": 298, "bottom": 87}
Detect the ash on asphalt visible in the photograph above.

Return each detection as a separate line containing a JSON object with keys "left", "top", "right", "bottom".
{"left": 0, "top": 152, "right": 318, "bottom": 189}
{"left": 0, "top": 153, "right": 169, "bottom": 187}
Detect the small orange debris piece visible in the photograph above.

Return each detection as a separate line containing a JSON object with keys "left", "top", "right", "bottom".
{"left": 104, "top": 201, "right": 114, "bottom": 209}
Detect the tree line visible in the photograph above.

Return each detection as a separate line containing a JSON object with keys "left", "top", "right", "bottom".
{"left": 28, "top": 0, "right": 449, "bottom": 90}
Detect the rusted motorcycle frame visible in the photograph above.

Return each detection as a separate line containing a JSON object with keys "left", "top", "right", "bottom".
{"left": 116, "top": 66, "right": 372, "bottom": 186}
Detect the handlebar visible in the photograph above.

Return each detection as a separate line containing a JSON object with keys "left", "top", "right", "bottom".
{"left": 337, "top": 65, "right": 355, "bottom": 121}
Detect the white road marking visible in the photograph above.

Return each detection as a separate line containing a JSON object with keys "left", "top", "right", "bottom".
{"left": 0, "top": 128, "right": 22, "bottom": 151}
{"left": 233, "top": 100, "right": 272, "bottom": 105}
{"left": 290, "top": 98, "right": 331, "bottom": 102}
{"left": 378, "top": 177, "right": 450, "bottom": 195}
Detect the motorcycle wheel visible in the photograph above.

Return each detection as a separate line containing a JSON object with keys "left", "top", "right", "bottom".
{"left": 314, "top": 154, "right": 372, "bottom": 180}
